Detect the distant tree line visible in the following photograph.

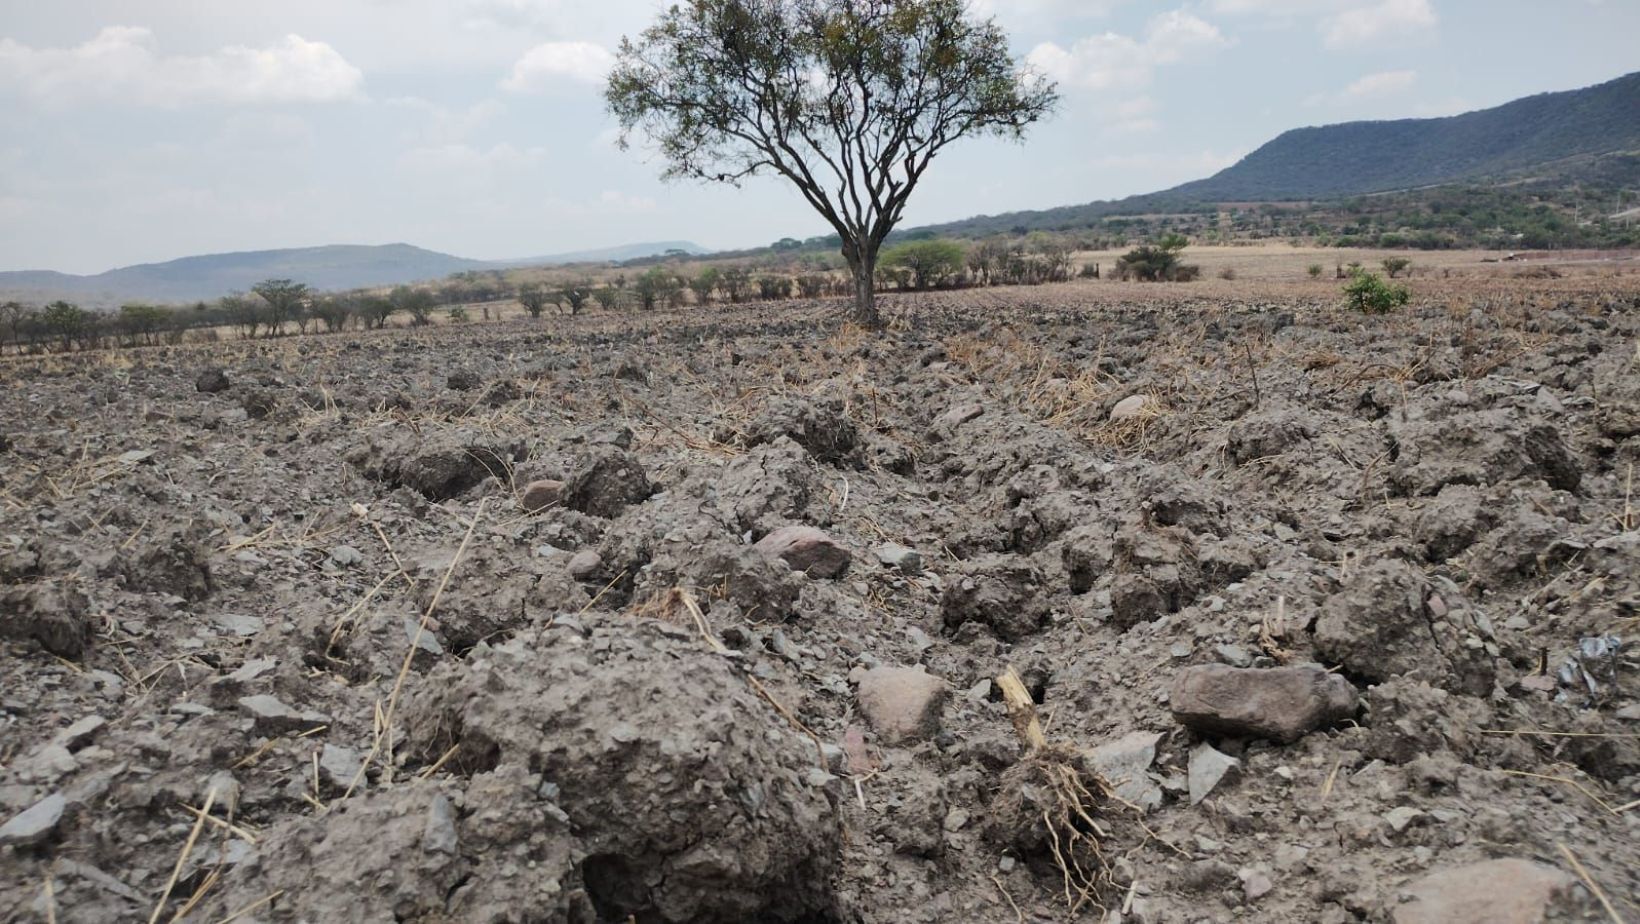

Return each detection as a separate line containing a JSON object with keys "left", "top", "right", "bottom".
{"left": 0, "top": 231, "right": 1204, "bottom": 356}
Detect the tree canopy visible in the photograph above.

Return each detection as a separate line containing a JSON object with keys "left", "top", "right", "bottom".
{"left": 607, "top": 0, "right": 1056, "bottom": 325}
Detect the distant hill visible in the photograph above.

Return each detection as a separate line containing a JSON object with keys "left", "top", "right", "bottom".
{"left": 1173, "top": 71, "right": 1640, "bottom": 200}
{"left": 906, "top": 71, "right": 1640, "bottom": 242}
{"left": 0, "top": 240, "right": 709, "bottom": 306}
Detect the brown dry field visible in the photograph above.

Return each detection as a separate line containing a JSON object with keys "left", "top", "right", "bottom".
{"left": 1, "top": 267, "right": 1638, "bottom": 922}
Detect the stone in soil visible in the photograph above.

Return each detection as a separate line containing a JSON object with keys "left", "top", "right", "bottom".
{"left": 874, "top": 543, "right": 924, "bottom": 574}
{"left": 0, "top": 582, "right": 92, "bottom": 659}
{"left": 238, "top": 695, "right": 331, "bottom": 736}
{"left": 0, "top": 793, "right": 66, "bottom": 847}
{"left": 1170, "top": 663, "right": 1359, "bottom": 744}
{"left": 1390, "top": 858, "right": 1579, "bottom": 924}
{"left": 194, "top": 367, "right": 230, "bottom": 393}
{"left": 1087, "top": 731, "right": 1163, "bottom": 811}
{"left": 1110, "top": 394, "right": 1155, "bottom": 421}
{"left": 519, "top": 478, "right": 565, "bottom": 513}
{"left": 755, "top": 525, "right": 851, "bottom": 578}
{"left": 854, "top": 665, "right": 950, "bottom": 745}
{"left": 1187, "top": 742, "right": 1240, "bottom": 805}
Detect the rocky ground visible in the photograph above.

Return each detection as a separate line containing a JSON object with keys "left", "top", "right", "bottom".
{"left": 2, "top": 274, "right": 1638, "bottom": 923}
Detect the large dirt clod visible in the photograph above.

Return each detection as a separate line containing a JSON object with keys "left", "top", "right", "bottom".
{"left": 1314, "top": 559, "right": 1498, "bottom": 696}
{"left": 563, "top": 447, "right": 654, "bottom": 519}
{"left": 404, "top": 617, "right": 841, "bottom": 923}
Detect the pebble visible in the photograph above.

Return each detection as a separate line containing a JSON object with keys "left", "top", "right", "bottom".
{"left": 328, "top": 545, "right": 364, "bottom": 567}
{"left": 318, "top": 745, "right": 362, "bottom": 788}
{"left": 519, "top": 479, "right": 566, "bottom": 513}
{"left": 854, "top": 665, "right": 949, "bottom": 745}
{"left": 874, "top": 543, "right": 924, "bottom": 575}
{"left": 423, "top": 794, "right": 458, "bottom": 855}
{"left": 1188, "top": 742, "right": 1240, "bottom": 805}
{"left": 1087, "top": 731, "right": 1163, "bottom": 812}
{"left": 1109, "top": 394, "right": 1155, "bottom": 421}
{"left": 237, "top": 695, "right": 331, "bottom": 736}
{"left": 755, "top": 525, "right": 851, "bottom": 579}
{"left": 0, "top": 793, "right": 66, "bottom": 847}
{"left": 567, "top": 549, "right": 602, "bottom": 580}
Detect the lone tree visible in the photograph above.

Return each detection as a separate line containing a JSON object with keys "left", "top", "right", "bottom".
{"left": 607, "top": 0, "right": 1056, "bottom": 327}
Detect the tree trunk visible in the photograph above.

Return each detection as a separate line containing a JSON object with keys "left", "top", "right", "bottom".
{"left": 845, "top": 241, "right": 881, "bottom": 329}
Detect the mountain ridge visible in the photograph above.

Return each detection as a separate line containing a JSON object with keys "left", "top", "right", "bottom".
{"left": 0, "top": 241, "right": 708, "bottom": 306}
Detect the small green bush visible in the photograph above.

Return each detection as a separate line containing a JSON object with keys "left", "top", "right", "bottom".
{"left": 1342, "top": 269, "right": 1410, "bottom": 314}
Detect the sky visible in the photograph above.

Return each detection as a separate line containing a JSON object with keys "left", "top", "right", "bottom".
{"left": 0, "top": 1, "right": 1635, "bottom": 274}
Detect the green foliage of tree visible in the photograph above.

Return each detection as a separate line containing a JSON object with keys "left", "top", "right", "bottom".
{"left": 562, "top": 281, "right": 594, "bottom": 315}
{"left": 1342, "top": 269, "right": 1410, "bottom": 313}
{"left": 311, "top": 296, "right": 354, "bottom": 332}
{"left": 390, "top": 286, "right": 436, "bottom": 326}
{"left": 721, "top": 267, "right": 751, "bottom": 304}
{"left": 607, "top": 0, "right": 1057, "bottom": 326}
{"left": 1116, "top": 234, "right": 1191, "bottom": 282}
{"left": 1381, "top": 256, "right": 1412, "bottom": 278}
{"left": 633, "top": 267, "right": 682, "bottom": 310}
{"left": 41, "top": 301, "right": 91, "bottom": 351}
{"left": 118, "top": 304, "right": 170, "bottom": 346}
{"left": 1308, "top": 263, "right": 1324, "bottom": 279}
{"left": 593, "top": 287, "right": 621, "bottom": 311}
{"left": 881, "top": 239, "right": 967, "bottom": 290}
{"left": 356, "top": 295, "right": 397, "bottom": 330}
{"left": 518, "top": 283, "right": 550, "bottom": 319}
{"left": 756, "top": 275, "right": 793, "bottom": 300}
{"left": 689, "top": 267, "right": 722, "bottom": 305}
{"left": 251, "top": 279, "right": 311, "bottom": 337}
{"left": 0, "top": 300, "right": 30, "bottom": 351}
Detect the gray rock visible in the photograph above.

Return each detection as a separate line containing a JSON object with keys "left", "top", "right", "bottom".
{"left": 237, "top": 695, "right": 330, "bottom": 736}
{"left": 0, "top": 793, "right": 66, "bottom": 847}
{"left": 1188, "top": 742, "right": 1240, "bottom": 805}
{"left": 1170, "top": 663, "right": 1358, "bottom": 743}
{"left": 855, "top": 665, "right": 949, "bottom": 745}
{"left": 520, "top": 479, "right": 566, "bottom": 513}
{"left": 328, "top": 545, "right": 364, "bottom": 567}
{"left": 567, "top": 549, "right": 602, "bottom": 580}
{"left": 874, "top": 543, "right": 924, "bottom": 575}
{"left": 755, "top": 525, "right": 851, "bottom": 579}
{"left": 318, "top": 745, "right": 363, "bottom": 789}
{"left": 423, "top": 793, "right": 458, "bottom": 855}
{"left": 213, "top": 613, "right": 265, "bottom": 638}
{"left": 53, "top": 715, "right": 105, "bottom": 750}
{"left": 1110, "top": 394, "right": 1156, "bottom": 421}
{"left": 1087, "top": 731, "right": 1163, "bottom": 812}
{"left": 1392, "top": 859, "right": 1577, "bottom": 924}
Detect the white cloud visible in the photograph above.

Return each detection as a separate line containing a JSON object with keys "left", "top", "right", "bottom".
{"left": 502, "top": 40, "right": 615, "bottom": 91}
{"left": 0, "top": 27, "right": 364, "bottom": 107}
{"left": 1027, "top": 10, "right": 1229, "bottom": 92}
{"left": 1342, "top": 68, "right": 1417, "bottom": 97}
{"left": 1321, "top": 0, "right": 1436, "bottom": 47}
{"left": 1208, "top": 0, "right": 1333, "bottom": 15}
{"left": 1304, "top": 68, "right": 1418, "bottom": 106}
{"left": 1108, "top": 95, "right": 1161, "bottom": 134}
